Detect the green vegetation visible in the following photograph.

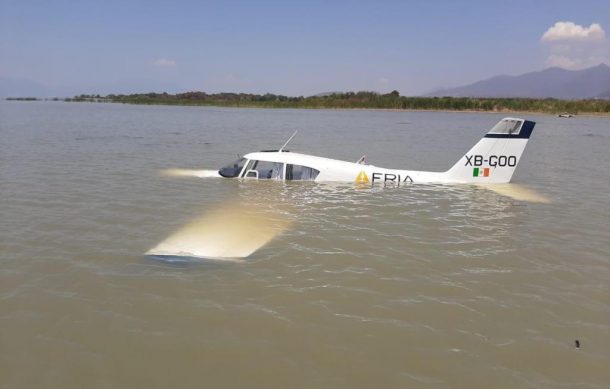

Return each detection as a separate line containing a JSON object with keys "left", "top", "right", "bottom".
{"left": 66, "top": 91, "right": 610, "bottom": 114}
{"left": 64, "top": 94, "right": 104, "bottom": 102}
{"left": 6, "top": 97, "right": 66, "bottom": 102}
{"left": 6, "top": 97, "right": 40, "bottom": 101}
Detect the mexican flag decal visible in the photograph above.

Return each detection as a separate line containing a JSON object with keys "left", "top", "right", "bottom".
{"left": 473, "top": 167, "right": 490, "bottom": 177}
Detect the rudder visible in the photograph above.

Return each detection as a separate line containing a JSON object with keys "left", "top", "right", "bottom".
{"left": 444, "top": 118, "right": 536, "bottom": 183}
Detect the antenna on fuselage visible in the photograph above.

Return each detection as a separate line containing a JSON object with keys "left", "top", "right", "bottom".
{"left": 279, "top": 130, "right": 298, "bottom": 152}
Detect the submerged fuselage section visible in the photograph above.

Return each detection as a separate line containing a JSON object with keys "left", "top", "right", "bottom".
{"left": 218, "top": 150, "right": 445, "bottom": 184}
{"left": 215, "top": 118, "right": 536, "bottom": 185}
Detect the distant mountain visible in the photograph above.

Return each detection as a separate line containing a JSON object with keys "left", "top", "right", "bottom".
{"left": 597, "top": 89, "right": 610, "bottom": 99}
{"left": 427, "top": 63, "right": 610, "bottom": 99}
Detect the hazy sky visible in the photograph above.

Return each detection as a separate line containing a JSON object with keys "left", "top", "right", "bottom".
{"left": 1, "top": 0, "right": 610, "bottom": 96}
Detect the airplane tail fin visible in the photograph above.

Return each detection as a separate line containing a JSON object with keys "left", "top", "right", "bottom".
{"left": 444, "top": 118, "right": 536, "bottom": 183}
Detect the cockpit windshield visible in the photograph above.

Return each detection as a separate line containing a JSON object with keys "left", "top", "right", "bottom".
{"left": 219, "top": 158, "right": 247, "bottom": 178}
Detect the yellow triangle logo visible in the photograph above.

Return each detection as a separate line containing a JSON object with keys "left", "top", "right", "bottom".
{"left": 355, "top": 171, "right": 369, "bottom": 184}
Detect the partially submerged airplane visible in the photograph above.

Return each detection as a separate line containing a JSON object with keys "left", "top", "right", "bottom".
{"left": 211, "top": 117, "right": 535, "bottom": 185}
{"left": 150, "top": 118, "right": 542, "bottom": 260}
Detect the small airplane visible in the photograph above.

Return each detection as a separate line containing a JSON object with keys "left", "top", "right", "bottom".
{"left": 207, "top": 117, "right": 535, "bottom": 185}
{"left": 150, "top": 117, "right": 543, "bottom": 260}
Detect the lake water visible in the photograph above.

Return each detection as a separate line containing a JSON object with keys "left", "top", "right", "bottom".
{"left": 1, "top": 101, "right": 609, "bottom": 388}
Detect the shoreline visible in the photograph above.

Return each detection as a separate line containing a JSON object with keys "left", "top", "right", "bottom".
{"left": 6, "top": 98, "right": 610, "bottom": 117}
{"left": 333, "top": 106, "right": 610, "bottom": 117}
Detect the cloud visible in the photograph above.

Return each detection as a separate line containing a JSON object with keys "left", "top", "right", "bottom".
{"left": 545, "top": 55, "right": 580, "bottom": 69}
{"left": 152, "top": 58, "right": 177, "bottom": 67}
{"left": 541, "top": 22, "right": 605, "bottom": 42}
{"left": 541, "top": 22, "right": 609, "bottom": 69}
{"left": 377, "top": 77, "right": 389, "bottom": 85}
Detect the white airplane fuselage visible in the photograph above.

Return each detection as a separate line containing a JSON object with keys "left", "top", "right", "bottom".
{"left": 242, "top": 151, "right": 433, "bottom": 184}
{"left": 215, "top": 118, "right": 536, "bottom": 185}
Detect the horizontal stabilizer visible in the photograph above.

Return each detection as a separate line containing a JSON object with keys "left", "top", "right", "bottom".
{"left": 476, "top": 183, "right": 551, "bottom": 203}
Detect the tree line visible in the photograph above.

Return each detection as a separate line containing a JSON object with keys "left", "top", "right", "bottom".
{"left": 63, "top": 90, "right": 610, "bottom": 114}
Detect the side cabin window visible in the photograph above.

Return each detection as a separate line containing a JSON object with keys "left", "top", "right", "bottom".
{"left": 244, "top": 160, "right": 284, "bottom": 179}
{"left": 286, "top": 164, "right": 319, "bottom": 181}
